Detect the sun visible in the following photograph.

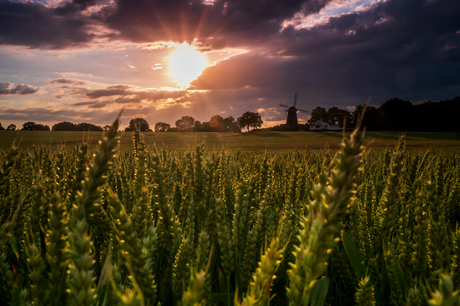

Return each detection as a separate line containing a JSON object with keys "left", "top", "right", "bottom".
{"left": 168, "top": 44, "right": 208, "bottom": 87}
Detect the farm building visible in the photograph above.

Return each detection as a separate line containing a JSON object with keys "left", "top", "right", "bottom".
{"left": 310, "top": 119, "right": 341, "bottom": 131}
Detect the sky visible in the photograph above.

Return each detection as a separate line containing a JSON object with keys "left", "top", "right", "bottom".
{"left": 0, "top": 0, "right": 459, "bottom": 129}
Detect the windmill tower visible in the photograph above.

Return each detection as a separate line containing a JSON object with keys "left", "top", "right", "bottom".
{"left": 279, "top": 93, "right": 309, "bottom": 126}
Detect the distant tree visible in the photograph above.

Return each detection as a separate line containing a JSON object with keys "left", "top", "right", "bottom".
{"left": 193, "top": 120, "right": 202, "bottom": 132}
{"left": 76, "top": 123, "right": 103, "bottom": 131}
{"left": 21, "top": 121, "right": 50, "bottom": 131}
{"left": 175, "top": 116, "right": 195, "bottom": 131}
{"left": 7, "top": 124, "right": 16, "bottom": 131}
{"left": 155, "top": 122, "right": 171, "bottom": 132}
{"left": 308, "top": 106, "right": 327, "bottom": 124}
{"left": 210, "top": 115, "right": 225, "bottom": 132}
{"left": 237, "top": 111, "right": 263, "bottom": 131}
{"left": 353, "top": 105, "right": 380, "bottom": 130}
{"left": 37, "top": 124, "right": 50, "bottom": 131}
{"left": 195, "top": 121, "right": 214, "bottom": 132}
{"left": 224, "top": 116, "right": 241, "bottom": 132}
{"left": 30, "top": 124, "right": 50, "bottom": 131}
{"left": 21, "top": 122, "right": 49, "bottom": 131}
{"left": 378, "top": 98, "right": 413, "bottom": 131}
{"left": 0, "top": 123, "right": 4, "bottom": 130}
{"left": 22, "top": 121, "right": 37, "bottom": 131}
{"left": 326, "top": 107, "right": 352, "bottom": 127}
{"left": 52, "top": 121, "right": 77, "bottom": 131}
{"left": 103, "top": 125, "right": 111, "bottom": 131}
{"left": 128, "top": 118, "right": 150, "bottom": 131}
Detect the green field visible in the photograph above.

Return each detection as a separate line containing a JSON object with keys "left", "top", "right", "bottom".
{"left": 1, "top": 121, "right": 460, "bottom": 306}
{"left": 1, "top": 130, "right": 460, "bottom": 151}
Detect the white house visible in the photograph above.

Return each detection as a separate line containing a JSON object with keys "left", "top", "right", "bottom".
{"left": 310, "top": 119, "right": 341, "bottom": 131}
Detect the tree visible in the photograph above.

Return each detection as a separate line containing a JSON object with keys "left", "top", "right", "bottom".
{"left": 7, "top": 124, "right": 16, "bottom": 131}
{"left": 237, "top": 111, "right": 263, "bottom": 131}
{"left": 223, "top": 116, "right": 241, "bottom": 132}
{"left": 52, "top": 121, "right": 76, "bottom": 131}
{"left": 22, "top": 121, "right": 37, "bottom": 131}
{"left": 353, "top": 105, "right": 380, "bottom": 130}
{"left": 33, "top": 124, "right": 50, "bottom": 131}
{"left": 155, "top": 122, "right": 171, "bottom": 132}
{"left": 22, "top": 121, "right": 49, "bottom": 131}
{"left": 326, "top": 107, "right": 352, "bottom": 127}
{"left": 193, "top": 120, "right": 202, "bottom": 132}
{"left": 308, "top": 106, "right": 327, "bottom": 124}
{"left": 175, "top": 116, "right": 195, "bottom": 131}
{"left": 210, "top": 115, "right": 225, "bottom": 132}
{"left": 0, "top": 122, "right": 4, "bottom": 130}
{"left": 127, "top": 118, "right": 150, "bottom": 131}
{"left": 378, "top": 98, "right": 413, "bottom": 131}
{"left": 76, "top": 123, "right": 103, "bottom": 131}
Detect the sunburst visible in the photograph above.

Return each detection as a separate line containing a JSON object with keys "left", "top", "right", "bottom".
{"left": 168, "top": 43, "right": 207, "bottom": 87}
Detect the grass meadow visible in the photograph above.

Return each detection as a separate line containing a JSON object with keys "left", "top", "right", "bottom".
{"left": 1, "top": 130, "right": 460, "bottom": 151}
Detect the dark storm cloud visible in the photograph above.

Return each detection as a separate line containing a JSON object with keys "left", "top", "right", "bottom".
{"left": 279, "top": 0, "right": 460, "bottom": 61}
{"left": 192, "top": 0, "right": 460, "bottom": 107}
{"left": 0, "top": 0, "right": 335, "bottom": 49}
{"left": 54, "top": 0, "right": 100, "bottom": 15}
{"left": 0, "top": 0, "right": 95, "bottom": 49}
{"left": 0, "top": 82, "right": 40, "bottom": 95}
{"left": 101, "top": 0, "right": 332, "bottom": 47}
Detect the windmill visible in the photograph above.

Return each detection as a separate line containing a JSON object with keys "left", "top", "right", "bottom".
{"left": 279, "top": 93, "right": 309, "bottom": 126}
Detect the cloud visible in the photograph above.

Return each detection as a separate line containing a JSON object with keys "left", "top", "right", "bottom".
{"left": 0, "top": 1, "right": 98, "bottom": 49}
{"left": 75, "top": 84, "right": 187, "bottom": 103}
{"left": 49, "top": 81, "right": 189, "bottom": 105}
{"left": 85, "top": 85, "right": 132, "bottom": 98}
{"left": 55, "top": 72, "right": 93, "bottom": 78}
{"left": 70, "top": 101, "right": 110, "bottom": 109}
{"left": 0, "top": 0, "right": 338, "bottom": 49}
{"left": 50, "top": 78, "right": 86, "bottom": 85}
{"left": 190, "top": 0, "right": 460, "bottom": 107}
{"left": 0, "top": 106, "right": 122, "bottom": 126}
{"left": 102, "top": 0, "right": 329, "bottom": 47}
{"left": 0, "top": 82, "right": 40, "bottom": 95}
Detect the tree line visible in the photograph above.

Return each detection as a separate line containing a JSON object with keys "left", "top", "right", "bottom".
{"left": 1, "top": 96, "right": 458, "bottom": 132}
{"left": 352, "top": 96, "right": 460, "bottom": 131}
{"left": 308, "top": 96, "right": 460, "bottom": 131}
{"left": 126, "top": 112, "right": 263, "bottom": 132}
{"left": 0, "top": 121, "right": 106, "bottom": 131}
{"left": 0, "top": 111, "right": 264, "bottom": 133}
{"left": 0, "top": 121, "right": 51, "bottom": 131}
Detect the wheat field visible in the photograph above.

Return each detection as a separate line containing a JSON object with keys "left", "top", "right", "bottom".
{"left": 0, "top": 117, "right": 459, "bottom": 306}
